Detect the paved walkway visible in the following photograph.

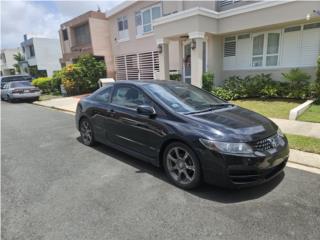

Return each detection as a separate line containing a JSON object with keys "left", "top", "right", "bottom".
{"left": 270, "top": 118, "right": 320, "bottom": 139}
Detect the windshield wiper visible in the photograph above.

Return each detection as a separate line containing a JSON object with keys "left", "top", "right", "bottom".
{"left": 184, "top": 103, "right": 234, "bottom": 115}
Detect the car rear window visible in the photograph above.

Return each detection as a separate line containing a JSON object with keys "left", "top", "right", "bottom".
{"left": 1, "top": 76, "right": 32, "bottom": 83}
{"left": 10, "top": 81, "right": 32, "bottom": 88}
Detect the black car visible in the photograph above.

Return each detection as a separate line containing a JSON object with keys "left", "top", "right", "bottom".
{"left": 76, "top": 80, "right": 289, "bottom": 189}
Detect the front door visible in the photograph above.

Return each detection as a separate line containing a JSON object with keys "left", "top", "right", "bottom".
{"left": 183, "top": 42, "right": 191, "bottom": 84}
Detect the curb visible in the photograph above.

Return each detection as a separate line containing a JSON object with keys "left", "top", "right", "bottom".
{"left": 33, "top": 102, "right": 76, "bottom": 114}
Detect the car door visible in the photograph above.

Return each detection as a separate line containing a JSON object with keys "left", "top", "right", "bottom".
{"left": 88, "top": 86, "right": 114, "bottom": 143}
{"left": 108, "top": 84, "right": 167, "bottom": 159}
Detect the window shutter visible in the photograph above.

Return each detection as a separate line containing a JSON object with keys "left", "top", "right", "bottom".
{"left": 115, "top": 51, "right": 159, "bottom": 80}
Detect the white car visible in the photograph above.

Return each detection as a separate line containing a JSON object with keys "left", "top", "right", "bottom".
{"left": 1, "top": 81, "right": 41, "bottom": 102}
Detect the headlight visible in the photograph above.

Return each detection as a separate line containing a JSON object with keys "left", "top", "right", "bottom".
{"left": 199, "top": 138, "right": 253, "bottom": 154}
{"left": 277, "top": 128, "right": 284, "bottom": 138}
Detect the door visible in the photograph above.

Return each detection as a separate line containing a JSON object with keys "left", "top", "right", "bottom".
{"left": 89, "top": 86, "right": 114, "bottom": 143}
{"left": 108, "top": 85, "right": 166, "bottom": 159}
{"left": 183, "top": 41, "right": 191, "bottom": 84}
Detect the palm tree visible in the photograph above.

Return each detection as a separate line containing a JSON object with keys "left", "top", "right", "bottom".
{"left": 13, "top": 52, "right": 25, "bottom": 74}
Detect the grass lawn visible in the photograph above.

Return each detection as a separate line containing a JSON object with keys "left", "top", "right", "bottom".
{"left": 297, "top": 104, "right": 320, "bottom": 123}
{"left": 39, "top": 94, "right": 62, "bottom": 101}
{"left": 231, "top": 98, "right": 303, "bottom": 119}
{"left": 286, "top": 134, "right": 320, "bottom": 155}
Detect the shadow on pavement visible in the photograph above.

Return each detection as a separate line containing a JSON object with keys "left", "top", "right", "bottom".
{"left": 77, "top": 137, "right": 284, "bottom": 204}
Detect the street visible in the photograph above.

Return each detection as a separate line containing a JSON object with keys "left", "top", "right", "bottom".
{"left": 2, "top": 101, "right": 320, "bottom": 240}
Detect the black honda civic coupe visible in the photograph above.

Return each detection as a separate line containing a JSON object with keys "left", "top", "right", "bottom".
{"left": 75, "top": 80, "right": 289, "bottom": 189}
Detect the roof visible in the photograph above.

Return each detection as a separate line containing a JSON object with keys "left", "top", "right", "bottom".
{"left": 106, "top": 0, "right": 138, "bottom": 17}
{"left": 114, "top": 79, "right": 186, "bottom": 86}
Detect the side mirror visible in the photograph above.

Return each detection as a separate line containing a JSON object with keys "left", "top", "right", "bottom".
{"left": 137, "top": 105, "right": 156, "bottom": 117}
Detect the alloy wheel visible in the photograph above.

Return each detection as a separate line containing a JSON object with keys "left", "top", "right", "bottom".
{"left": 166, "top": 146, "right": 196, "bottom": 185}
{"left": 80, "top": 119, "right": 93, "bottom": 146}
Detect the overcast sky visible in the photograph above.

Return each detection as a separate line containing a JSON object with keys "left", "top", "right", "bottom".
{"left": 1, "top": 0, "right": 125, "bottom": 49}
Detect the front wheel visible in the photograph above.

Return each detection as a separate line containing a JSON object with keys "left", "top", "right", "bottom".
{"left": 163, "top": 142, "right": 201, "bottom": 189}
{"left": 79, "top": 118, "right": 95, "bottom": 146}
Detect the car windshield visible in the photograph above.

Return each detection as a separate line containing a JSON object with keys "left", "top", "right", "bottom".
{"left": 10, "top": 81, "right": 32, "bottom": 88}
{"left": 144, "top": 83, "right": 225, "bottom": 113}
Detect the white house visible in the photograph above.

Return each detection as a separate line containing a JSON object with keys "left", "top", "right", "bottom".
{"left": 0, "top": 48, "right": 22, "bottom": 76}
{"left": 20, "top": 34, "right": 62, "bottom": 77}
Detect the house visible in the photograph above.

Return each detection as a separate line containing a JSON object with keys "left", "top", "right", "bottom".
{"left": 107, "top": 0, "right": 320, "bottom": 87}
{"left": 20, "top": 34, "right": 62, "bottom": 77}
{"left": 0, "top": 48, "right": 22, "bottom": 76}
{"left": 59, "top": 11, "right": 114, "bottom": 77}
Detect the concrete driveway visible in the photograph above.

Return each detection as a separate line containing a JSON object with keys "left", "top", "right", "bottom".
{"left": 2, "top": 101, "right": 320, "bottom": 240}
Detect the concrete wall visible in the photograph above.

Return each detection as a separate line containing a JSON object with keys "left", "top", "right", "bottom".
{"left": 219, "top": 1, "right": 320, "bottom": 34}
{"left": 32, "top": 38, "right": 62, "bottom": 76}
{"left": 109, "top": 1, "right": 160, "bottom": 56}
{"left": 89, "top": 18, "right": 114, "bottom": 77}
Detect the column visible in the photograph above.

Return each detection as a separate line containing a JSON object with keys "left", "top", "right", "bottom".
{"left": 157, "top": 38, "right": 169, "bottom": 80}
{"left": 189, "top": 32, "right": 205, "bottom": 88}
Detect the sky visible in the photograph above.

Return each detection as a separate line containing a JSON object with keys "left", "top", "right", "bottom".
{"left": 1, "top": 0, "right": 125, "bottom": 49}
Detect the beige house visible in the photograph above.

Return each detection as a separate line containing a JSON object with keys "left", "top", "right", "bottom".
{"left": 59, "top": 11, "right": 114, "bottom": 77}
{"left": 59, "top": 1, "right": 320, "bottom": 87}
{"left": 107, "top": 0, "right": 320, "bottom": 87}
{"left": 0, "top": 48, "right": 22, "bottom": 76}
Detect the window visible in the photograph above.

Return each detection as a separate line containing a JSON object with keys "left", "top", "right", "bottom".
{"left": 62, "top": 29, "right": 68, "bottom": 41}
{"left": 29, "top": 45, "right": 35, "bottom": 57}
{"left": 112, "top": 86, "right": 151, "bottom": 109}
{"left": 117, "top": 16, "right": 129, "bottom": 40}
{"left": 303, "top": 22, "right": 320, "bottom": 30}
{"left": 136, "top": 5, "right": 161, "bottom": 35}
{"left": 252, "top": 32, "right": 280, "bottom": 67}
{"left": 224, "top": 36, "right": 236, "bottom": 57}
{"left": 93, "top": 86, "right": 113, "bottom": 103}
{"left": 74, "top": 23, "right": 91, "bottom": 45}
{"left": 284, "top": 26, "right": 301, "bottom": 33}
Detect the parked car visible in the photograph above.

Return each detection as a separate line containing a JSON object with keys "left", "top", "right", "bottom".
{"left": 0, "top": 75, "right": 32, "bottom": 88}
{"left": 75, "top": 80, "right": 289, "bottom": 189}
{"left": 1, "top": 81, "right": 41, "bottom": 102}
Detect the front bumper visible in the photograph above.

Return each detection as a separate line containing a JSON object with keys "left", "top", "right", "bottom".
{"left": 197, "top": 142, "right": 289, "bottom": 188}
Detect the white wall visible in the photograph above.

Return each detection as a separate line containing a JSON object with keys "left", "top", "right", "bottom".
{"left": 222, "top": 22, "right": 320, "bottom": 71}
{"left": 1, "top": 48, "right": 22, "bottom": 72}
{"left": 32, "top": 38, "right": 62, "bottom": 76}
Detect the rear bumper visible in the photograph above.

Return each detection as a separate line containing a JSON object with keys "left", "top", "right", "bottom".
{"left": 197, "top": 143, "right": 289, "bottom": 189}
{"left": 11, "top": 92, "right": 40, "bottom": 99}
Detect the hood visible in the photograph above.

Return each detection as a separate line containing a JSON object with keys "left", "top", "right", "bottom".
{"left": 183, "top": 105, "right": 278, "bottom": 142}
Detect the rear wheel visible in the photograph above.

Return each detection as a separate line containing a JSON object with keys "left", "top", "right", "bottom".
{"left": 79, "top": 118, "right": 95, "bottom": 146}
{"left": 163, "top": 142, "right": 201, "bottom": 189}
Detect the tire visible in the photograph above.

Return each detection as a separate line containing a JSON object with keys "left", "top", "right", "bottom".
{"left": 79, "top": 118, "right": 95, "bottom": 146}
{"left": 32, "top": 97, "right": 39, "bottom": 102}
{"left": 7, "top": 95, "right": 12, "bottom": 102}
{"left": 163, "top": 142, "right": 201, "bottom": 189}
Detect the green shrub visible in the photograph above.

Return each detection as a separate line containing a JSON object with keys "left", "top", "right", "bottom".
{"left": 77, "top": 54, "right": 106, "bottom": 93}
{"left": 32, "top": 77, "right": 52, "bottom": 93}
{"left": 282, "top": 68, "right": 311, "bottom": 99}
{"left": 202, "top": 72, "right": 214, "bottom": 92}
{"left": 312, "top": 56, "right": 320, "bottom": 99}
{"left": 51, "top": 71, "right": 63, "bottom": 93}
{"left": 212, "top": 87, "right": 234, "bottom": 101}
{"left": 223, "top": 74, "right": 275, "bottom": 98}
{"left": 170, "top": 73, "right": 181, "bottom": 81}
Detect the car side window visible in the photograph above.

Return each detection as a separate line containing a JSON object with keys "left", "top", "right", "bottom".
{"left": 93, "top": 87, "right": 113, "bottom": 103}
{"left": 111, "top": 86, "right": 152, "bottom": 109}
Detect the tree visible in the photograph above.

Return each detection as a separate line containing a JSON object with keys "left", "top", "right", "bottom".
{"left": 13, "top": 52, "right": 25, "bottom": 74}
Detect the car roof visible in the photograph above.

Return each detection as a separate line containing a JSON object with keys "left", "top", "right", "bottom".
{"left": 114, "top": 80, "right": 186, "bottom": 86}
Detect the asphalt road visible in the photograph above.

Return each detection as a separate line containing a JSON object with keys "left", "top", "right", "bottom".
{"left": 2, "top": 101, "right": 320, "bottom": 240}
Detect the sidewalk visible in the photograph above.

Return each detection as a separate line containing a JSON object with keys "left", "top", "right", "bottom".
{"left": 33, "top": 96, "right": 82, "bottom": 113}
{"left": 270, "top": 118, "right": 320, "bottom": 139}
